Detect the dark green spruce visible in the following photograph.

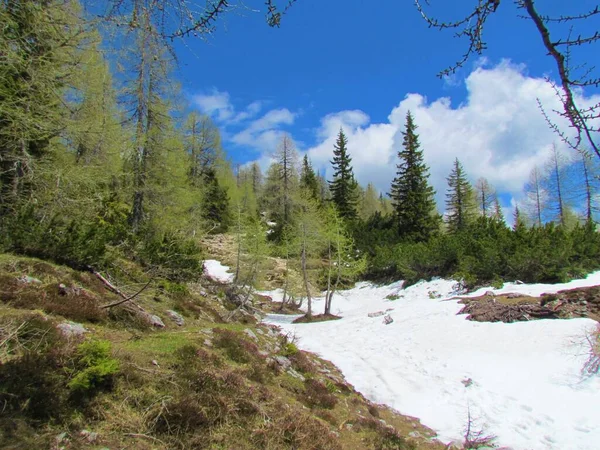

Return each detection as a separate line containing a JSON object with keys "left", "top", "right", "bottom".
{"left": 389, "top": 111, "right": 439, "bottom": 241}
{"left": 329, "top": 128, "right": 358, "bottom": 219}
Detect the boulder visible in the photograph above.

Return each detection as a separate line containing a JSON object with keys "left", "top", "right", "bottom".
{"left": 57, "top": 321, "right": 88, "bottom": 338}
{"left": 166, "top": 310, "right": 185, "bottom": 326}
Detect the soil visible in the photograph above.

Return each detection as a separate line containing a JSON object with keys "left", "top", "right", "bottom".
{"left": 457, "top": 286, "right": 600, "bottom": 323}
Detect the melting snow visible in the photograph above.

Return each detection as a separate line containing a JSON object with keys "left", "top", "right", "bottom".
{"left": 203, "top": 259, "right": 234, "bottom": 283}
{"left": 264, "top": 276, "right": 600, "bottom": 450}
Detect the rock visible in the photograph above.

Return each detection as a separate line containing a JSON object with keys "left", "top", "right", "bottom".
{"left": 56, "top": 432, "right": 68, "bottom": 444}
{"left": 19, "top": 275, "right": 42, "bottom": 284}
{"left": 151, "top": 359, "right": 160, "bottom": 367}
{"left": 445, "top": 440, "right": 464, "bottom": 449}
{"left": 166, "top": 310, "right": 185, "bottom": 326}
{"left": 139, "top": 312, "right": 165, "bottom": 328}
{"left": 256, "top": 328, "right": 265, "bottom": 335}
{"left": 274, "top": 355, "right": 292, "bottom": 370}
{"left": 383, "top": 314, "right": 393, "bottom": 325}
{"left": 200, "top": 328, "right": 213, "bottom": 335}
{"left": 244, "top": 328, "right": 258, "bottom": 341}
{"left": 506, "top": 293, "right": 521, "bottom": 299}
{"left": 368, "top": 311, "right": 385, "bottom": 318}
{"left": 258, "top": 350, "right": 269, "bottom": 357}
{"left": 79, "top": 430, "right": 98, "bottom": 443}
{"left": 484, "top": 290, "right": 495, "bottom": 297}
{"left": 461, "top": 377, "right": 473, "bottom": 387}
{"left": 204, "top": 338, "right": 213, "bottom": 347}
{"left": 408, "top": 431, "right": 422, "bottom": 439}
{"left": 58, "top": 283, "right": 68, "bottom": 295}
{"left": 57, "top": 321, "right": 88, "bottom": 338}
{"left": 287, "top": 368, "right": 305, "bottom": 381}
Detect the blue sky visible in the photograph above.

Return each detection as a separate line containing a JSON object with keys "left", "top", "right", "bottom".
{"left": 168, "top": 0, "right": 599, "bottom": 217}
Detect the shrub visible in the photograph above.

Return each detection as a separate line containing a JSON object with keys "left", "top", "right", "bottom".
{"left": 68, "top": 340, "right": 119, "bottom": 397}
{"left": 301, "top": 379, "right": 338, "bottom": 409}
{"left": 212, "top": 328, "right": 262, "bottom": 364}
{"left": 582, "top": 324, "right": 600, "bottom": 376}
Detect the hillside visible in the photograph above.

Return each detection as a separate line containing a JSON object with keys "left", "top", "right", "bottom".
{"left": 0, "top": 253, "right": 445, "bottom": 450}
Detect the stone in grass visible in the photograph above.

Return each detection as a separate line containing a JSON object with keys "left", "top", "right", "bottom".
{"left": 19, "top": 275, "right": 42, "bottom": 284}
{"left": 273, "top": 355, "right": 292, "bottom": 370}
{"left": 244, "top": 328, "right": 258, "bottom": 340}
{"left": 139, "top": 312, "right": 165, "bottom": 328}
{"left": 57, "top": 321, "right": 88, "bottom": 338}
{"left": 166, "top": 310, "right": 185, "bottom": 326}
{"left": 79, "top": 430, "right": 98, "bottom": 443}
{"left": 383, "top": 314, "right": 393, "bottom": 325}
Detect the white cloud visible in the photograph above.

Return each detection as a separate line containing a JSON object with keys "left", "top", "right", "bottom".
{"left": 232, "top": 108, "right": 297, "bottom": 151}
{"left": 304, "top": 60, "right": 600, "bottom": 212}
{"left": 192, "top": 90, "right": 263, "bottom": 124}
{"left": 192, "top": 89, "right": 234, "bottom": 122}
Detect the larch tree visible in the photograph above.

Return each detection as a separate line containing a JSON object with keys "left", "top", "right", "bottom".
{"left": 0, "top": 0, "right": 84, "bottom": 211}
{"left": 543, "top": 144, "right": 573, "bottom": 226}
{"left": 276, "top": 134, "right": 299, "bottom": 226}
{"left": 389, "top": 111, "right": 438, "bottom": 241}
{"left": 445, "top": 158, "right": 476, "bottom": 233}
{"left": 474, "top": 177, "right": 497, "bottom": 218}
{"left": 329, "top": 128, "right": 358, "bottom": 220}
{"left": 576, "top": 150, "right": 600, "bottom": 224}
{"left": 322, "top": 204, "right": 366, "bottom": 315}
{"left": 524, "top": 166, "right": 546, "bottom": 227}
{"left": 359, "top": 183, "right": 381, "bottom": 220}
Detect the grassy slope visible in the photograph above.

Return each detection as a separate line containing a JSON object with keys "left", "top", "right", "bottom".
{"left": 0, "top": 253, "right": 445, "bottom": 450}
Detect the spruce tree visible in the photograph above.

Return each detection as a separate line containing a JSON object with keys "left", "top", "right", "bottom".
{"left": 445, "top": 158, "right": 476, "bottom": 233}
{"left": 389, "top": 112, "right": 438, "bottom": 241}
{"left": 300, "top": 155, "right": 320, "bottom": 201}
{"left": 329, "top": 128, "right": 358, "bottom": 220}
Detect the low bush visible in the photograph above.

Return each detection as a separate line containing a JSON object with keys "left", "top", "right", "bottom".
{"left": 212, "top": 328, "right": 262, "bottom": 364}
{"left": 301, "top": 379, "right": 338, "bottom": 409}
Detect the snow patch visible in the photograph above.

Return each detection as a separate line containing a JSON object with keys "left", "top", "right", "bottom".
{"left": 203, "top": 259, "right": 234, "bottom": 283}
{"left": 264, "top": 274, "right": 600, "bottom": 450}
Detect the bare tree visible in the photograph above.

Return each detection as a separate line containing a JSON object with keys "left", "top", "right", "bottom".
{"left": 524, "top": 166, "right": 546, "bottom": 227}
{"left": 98, "top": 0, "right": 297, "bottom": 39}
{"left": 414, "top": 0, "right": 600, "bottom": 158}
{"left": 474, "top": 177, "right": 496, "bottom": 217}
{"left": 576, "top": 150, "right": 600, "bottom": 223}
{"left": 543, "top": 144, "right": 574, "bottom": 226}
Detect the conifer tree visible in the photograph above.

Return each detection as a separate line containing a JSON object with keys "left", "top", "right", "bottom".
{"left": 524, "top": 166, "right": 546, "bottom": 227}
{"left": 474, "top": 177, "right": 496, "bottom": 218}
{"left": 300, "top": 154, "right": 320, "bottom": 201}
{"left": 329, "top": 128, "right": 358, "bottom": 220}
{"left": 389, "top": 112, "right": 438, "bottom": 241}
{"left": 0, "top": 0, "right": 84, "bottom": 210}
{"left": 276, "top": 134, "right": 299, "bottom": 225}
{"left": 445, "top": 158, "right": 476, "bottom": 233}
{"left": 491, "top": 197, "right": 505, "bottom": 223}
{"left": 359, "top": 183, "right": 381, "bottom": 220}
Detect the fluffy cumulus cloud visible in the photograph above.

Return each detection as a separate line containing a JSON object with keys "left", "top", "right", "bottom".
{"left": 192, "top": 89, "right": 297, "bottom": 154}
{"left": 232, "top": 108, "right": 297, "bottom": 151}
{"left": 305, "top": 60, "right": 599, "bottom": 211}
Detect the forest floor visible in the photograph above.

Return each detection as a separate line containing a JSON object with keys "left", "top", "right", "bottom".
{"left": 0, "top": 252, "right": 445, "bottom": 450}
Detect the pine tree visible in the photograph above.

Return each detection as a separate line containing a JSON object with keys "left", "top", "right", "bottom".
{"left": 389, "top": 112, "right": 438, "bottom": 241}
{"left": 300, "top": 155, "right": 320, "bottom": 201}
{"left": 445, "top": 158, "right": 476, "bottom": 233}
{"left": 329, "top": 128, "right": 358, "bottom": 220}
